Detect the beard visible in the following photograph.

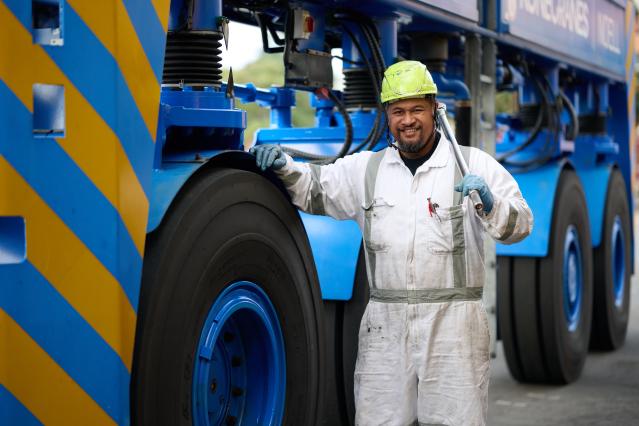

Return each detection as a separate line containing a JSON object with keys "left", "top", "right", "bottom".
{"left": 396, "top": 127, "right": 428, "bottom": 153}
{"left": 396, "top": 136, "right": 427, "bottom": 153}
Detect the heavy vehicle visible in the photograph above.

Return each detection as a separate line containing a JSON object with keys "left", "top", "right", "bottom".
{"left": 0, "top": 0, "right": 635, "bottom": 424}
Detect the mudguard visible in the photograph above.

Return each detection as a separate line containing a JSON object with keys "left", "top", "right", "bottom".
{"left": 300, "top": 213, "right": 362, "bottom": 300}
{"left": 496, "top": 161, "right": 611, "bottom": 257}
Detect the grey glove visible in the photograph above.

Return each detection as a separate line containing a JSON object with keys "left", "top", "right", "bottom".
{"left": 249, "top": 144, "right": 287, "bottom": 171}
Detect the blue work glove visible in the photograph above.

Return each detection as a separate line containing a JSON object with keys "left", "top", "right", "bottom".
{"left": 249, "top": 144, "right": 287, "bottom": 171}
{"left": 454, "top": 174, "right": 494, "bottom": 214}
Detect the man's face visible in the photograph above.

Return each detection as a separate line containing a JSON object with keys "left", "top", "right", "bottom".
{"left": 387, "top": 97, "right": 435, "bottom": 154}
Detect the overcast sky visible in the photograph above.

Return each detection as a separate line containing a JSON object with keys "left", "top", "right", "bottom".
{"left": 220, "top": 22, "right": 263, "bottom": 69}
{"left": 221, "top": 22, "right": 344, "bottom": 88}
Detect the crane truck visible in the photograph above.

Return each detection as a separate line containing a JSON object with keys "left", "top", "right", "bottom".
{"left": 0, "top": 0, "right": 635, "bottom": 425}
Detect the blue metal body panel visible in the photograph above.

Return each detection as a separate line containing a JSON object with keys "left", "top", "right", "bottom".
{"left": 44, "top": 3, "right": 156, "bottom": 195}
{"left": 496, "top": 162, "right": 563, "bottom": 257}
{"left": 300, "top": 213, "right": 362, "bottom": 300}
{"left": 122, "top": 0, "right": 166, "bottom": 81}
{"left": 155, "top": 90, "right": 246, "bottom": 167}
{"left": 0, "top": 385, "right": 41, "bottom": 426}
{"left": 147, "top": 162, "right": 203, "bottom": 233}
{"left": 497, "top": 159, "right": 612, "bottom": 257}
{"left": 257, "top": 125, "right": 374, "bottom": 153}
{"left": 1, "top": 0, "right": 167, "bottom": 422}
{"left": 500, "top": 0, "right": 627, "bottom": 79}
{"left": 0, "top": 262, "right": 130, "bottom": 423}
{"left": 575, "top": 165, "right": 613, "bottom": 248}
{"left": 0, "top": 80, "right": 142, "bottom": 308}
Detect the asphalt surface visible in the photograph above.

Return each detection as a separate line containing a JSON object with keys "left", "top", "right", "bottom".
{"left": 487, "top": 229, "right": 639, "bottom": 425}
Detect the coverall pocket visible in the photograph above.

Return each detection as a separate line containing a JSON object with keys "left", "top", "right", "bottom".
{"left": 356, "top": 303, "right": 404, "bottom": 375}
{"left": 427, "top": 204, "right": 466, "bottom": 255}
{"left": 362, "top": 197, "right": 396, "bottom": 253}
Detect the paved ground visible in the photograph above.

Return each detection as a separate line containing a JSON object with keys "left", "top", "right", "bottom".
{"left": 487, "top": 221, "right": 639, "bottom": 425}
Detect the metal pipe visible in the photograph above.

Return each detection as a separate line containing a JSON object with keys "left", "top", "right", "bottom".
{"left": 435, "top": 103, "right": 483, "bottom": 211}
{"left": 431, "top": 73, "right": 472, "bottom": 146}
{"left": 375, "top": 17, "right": 397, "bottom": 67}
{"left": 431, "top": 73, "right": 471, "bottom": 100}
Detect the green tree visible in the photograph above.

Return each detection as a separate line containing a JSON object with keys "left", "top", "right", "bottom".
{"left": 223, "top": 53, "right": 316, "bottom": 147}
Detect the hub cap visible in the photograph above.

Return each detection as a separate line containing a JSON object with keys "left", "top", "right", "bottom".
{"left": 193, "top": 281, "right": 286, "bottom": 425}
{"left": 563, "top": 225, "right": 583, "bottom": 332}
{"left": 611, "top": 216, "right": 626, "bottom": 308}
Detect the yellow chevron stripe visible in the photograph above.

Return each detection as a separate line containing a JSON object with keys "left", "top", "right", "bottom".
{"left": 626, "top": 2, "right": 636, "bottom": 196}
{"left": 629, "top": 64, "right": 636, "bottom": 113}
{"left": 67, "top": 0, "right": 160, "bottom": 139}
{"left": 0, "top": 3, "right": 147, "bottom": 256}
{"left": 0, "top": 157, "right": 136, "bottom": 370}
{"left": 625, "top": 3, "right": 634, "bottom": 77}
{"left": 0, "top": 310, "right": 115, "bottom": 425}
{"left": 151, "top": 0, "right": 171, "bottom": 32}
{"left": 626, "top": 1, "right": 635, "bottom": 112}
{"left": 630, "top": 81, "right": 636, "bottom": 196}
{"left": 628, "top": 37, "right": 636, "bottom": 114}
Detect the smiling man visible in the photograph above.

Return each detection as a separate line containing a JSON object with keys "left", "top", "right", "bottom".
{"left": 250, "top": 60, "right": 533, "bottom": 425}
{"left": 387, "top": 94, "right": 436, "bottom": 155}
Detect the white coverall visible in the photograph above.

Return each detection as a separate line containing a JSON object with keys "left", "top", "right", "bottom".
{"left": 275, "top": 133, "right": 533, "bottom": 425}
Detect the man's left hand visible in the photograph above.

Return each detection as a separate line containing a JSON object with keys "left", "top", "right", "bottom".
{"left": 454, "top": 174, "right": 494, "bottom": 214}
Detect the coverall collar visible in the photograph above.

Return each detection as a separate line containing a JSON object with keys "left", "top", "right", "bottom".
{"left": 386, "top": 131, "right": 451, "bottom": 173}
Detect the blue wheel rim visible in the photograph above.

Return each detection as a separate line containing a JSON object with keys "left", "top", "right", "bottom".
{"left": 563, "top": 225, "right": 583, "bottom": 332}
{"left": 193, "top": 281, "right": 286, "bottom": 426}
{"left": 611, "top": 216, "right": 626, "bottom": 308}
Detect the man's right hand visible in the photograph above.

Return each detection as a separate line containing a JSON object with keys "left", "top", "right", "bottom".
{"left": 249, "top": 144, "right": 287, "bottom": 171}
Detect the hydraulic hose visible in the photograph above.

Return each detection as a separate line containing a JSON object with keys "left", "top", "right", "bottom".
{"left": 337, "top": 11, "right": 388, "bottom": 149}
{"left": 559, "top": 89, "right": 579, "bottom": 141}
{"left": 340, "top": 22, "right": 385, "bottom": 153}
{"left": 281, "top": 14, "right": 386, "bottom": 163}
{"left": 497, "top": 76, "right": 547, "bottom": 162}
{"left": 501, "top": 74, "right": 559, "bottom": 169}
{"left": 282, "top": 89, "right": 353, "bottom": 165}
{"left": 353, "top": 19, "right": 387, "bottom": 150}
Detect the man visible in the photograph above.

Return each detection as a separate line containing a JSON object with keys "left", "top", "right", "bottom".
{"left": 250, "top": 61, "right": 532, "bottom": 425}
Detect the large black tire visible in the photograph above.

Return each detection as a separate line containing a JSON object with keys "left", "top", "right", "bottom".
{"left": 131, "top": 168, "right": 326, "bottom": 425}
{"left": 591, "top": 169, "right": 631, "bottom": 350}
{"left": 317, "top": 301, "right": 350, "bottom": 426}
{"left": 340, "top": 247, "right": 368, "bottom": 425}
{"left": 498, "top": 170, "right": 593, "bottom": 384}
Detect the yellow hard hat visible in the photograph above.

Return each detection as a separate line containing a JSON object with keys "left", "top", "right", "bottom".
{"left": 380, "top": 60, "right": 438, "bottom": 104}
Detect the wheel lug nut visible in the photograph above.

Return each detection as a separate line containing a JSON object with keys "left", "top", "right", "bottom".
{"left": 226, "top": 415, "right": 237, "bottom": 425}
{"left": 232, "top": 387, "right": 244, "bottom": 397}
{"left": 210, "top": 379, "right": 217, "bottom": 393}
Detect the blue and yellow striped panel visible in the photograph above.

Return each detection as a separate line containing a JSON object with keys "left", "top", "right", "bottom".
{"left": 625, "top": 0, "right": 637, "bottom": 193}
{"left": 0, "top": 0, "right": 169, "bottom": 424}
